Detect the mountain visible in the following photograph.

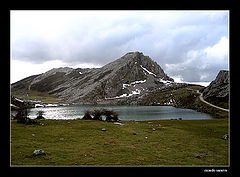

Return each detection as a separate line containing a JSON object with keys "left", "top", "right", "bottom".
{"left": 11, "top": 51, "right": 186, "bottom": 104}
{"left": 202, "top": 70, "right": 229, "bottom": 109}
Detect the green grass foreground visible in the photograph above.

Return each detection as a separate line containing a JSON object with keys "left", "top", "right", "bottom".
{"left": 10, "top": 118, "right": 229, "bottom": 166}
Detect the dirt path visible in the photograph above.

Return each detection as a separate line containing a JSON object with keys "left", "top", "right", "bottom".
{"left": 196, "top": 90, "right": 229, "bottom": 112}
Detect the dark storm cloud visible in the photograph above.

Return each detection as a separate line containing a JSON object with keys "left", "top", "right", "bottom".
{"left": 11, "top": 10, "right": 229, "bottom": 82}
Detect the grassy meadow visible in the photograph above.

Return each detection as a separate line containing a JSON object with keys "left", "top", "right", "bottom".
{"left": 10, "top": 118, "right": 229, "bottom": 166}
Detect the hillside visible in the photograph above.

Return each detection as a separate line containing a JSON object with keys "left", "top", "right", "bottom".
{"left": 202, "top": 70, "right": 229, "bottom": 109}
{"left": 11, "top": 51, "right": 186, "bottom": 104}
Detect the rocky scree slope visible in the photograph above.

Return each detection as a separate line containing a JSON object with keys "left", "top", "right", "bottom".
{"left": 11, "top": 52, "right": 186, "bottom": 104}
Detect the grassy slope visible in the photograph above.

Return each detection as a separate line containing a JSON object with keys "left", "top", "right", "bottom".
{"left": 140, "top": 85, "right": 229, "bottom": 118}
{"left": 11, "top": 90, "right": 63, "bottom": 104}
{"left": 11, "top": 119, "right": 229, "bottom": 166}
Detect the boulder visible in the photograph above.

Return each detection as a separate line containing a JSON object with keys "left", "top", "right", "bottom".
{"left": 195, "top": 155, "right": 201, "bottom": 159}
{"left": 114, "top": 122, "right": 124, "bottom": 126}
{"left": 32, "top": 149, "right": 46, "bottom": 156}
{"left": 222, "top": 134, "right": 229, "bottom": 140}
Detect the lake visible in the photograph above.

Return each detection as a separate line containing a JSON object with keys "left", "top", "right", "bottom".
{"left": 26, "top": 105, "right": 214, "bottom": 121}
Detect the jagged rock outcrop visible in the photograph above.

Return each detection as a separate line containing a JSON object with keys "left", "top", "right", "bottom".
{"left": 202, "top": 70, "right": 229, "bottom": 108}
{"left": 11, "top": 51, "right": 186, "bottom": 104}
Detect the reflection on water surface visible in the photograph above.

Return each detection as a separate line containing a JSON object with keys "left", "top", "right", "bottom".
{"left": 25, "top": 105, "right": 214, "bottom": 120}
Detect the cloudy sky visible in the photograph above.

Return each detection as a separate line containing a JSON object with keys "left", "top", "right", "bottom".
{"left": 11, "top": 10, "right": 229, "bottom": 85}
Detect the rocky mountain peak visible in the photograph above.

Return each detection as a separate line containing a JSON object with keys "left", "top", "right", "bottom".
{"left": 11, "top": 52, "right": 180, "bottom": 104}
{"left": 123, "top": 51, "right": 149, "bottom": 63}
{"left": 123, "top": 51, "right": 143, "bottom": 58}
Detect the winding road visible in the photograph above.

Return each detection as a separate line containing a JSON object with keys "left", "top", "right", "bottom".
{"left": 196, "top": 90, "right": 229, "bottom": 112}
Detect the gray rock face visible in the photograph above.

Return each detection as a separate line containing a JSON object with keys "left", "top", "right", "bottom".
{"left": 202, "top": 70, "right": 229, "bottom": 99}
{"left": 11, "top": 51, "right": 184, "bottom": 104}
{"left": 202, "top": 70, "right": 229, "bottom": 107}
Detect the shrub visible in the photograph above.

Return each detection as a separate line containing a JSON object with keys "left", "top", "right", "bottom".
{"left": 82, "top": 110, "right": 92, "bottom": 120}
{"left": 102, "top": 109, "right": 119, "bottom": 122}
{"left": 92, "top": 109, "right": 103, "bottom": 121}
{"left": 15, "top": 108, "right": 29, "bottom": 124}
{"left": 15, "top": 108, "right": 38, "bottom": 125}
{"left": 81, "top": 109, "right": 119, "bottom": 122}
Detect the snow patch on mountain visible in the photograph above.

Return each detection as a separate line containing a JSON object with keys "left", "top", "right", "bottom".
{"left": 140, "top": 65, "right": 157, "bottom": 77}
{"left": 159, "top": 78, "right": 174, "bottom": 85}
{"left": 122, "top": 79, "right": 146, "bottom": 89}
{"left": 106, "top": 88, "right": 142, "bottom": 100}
